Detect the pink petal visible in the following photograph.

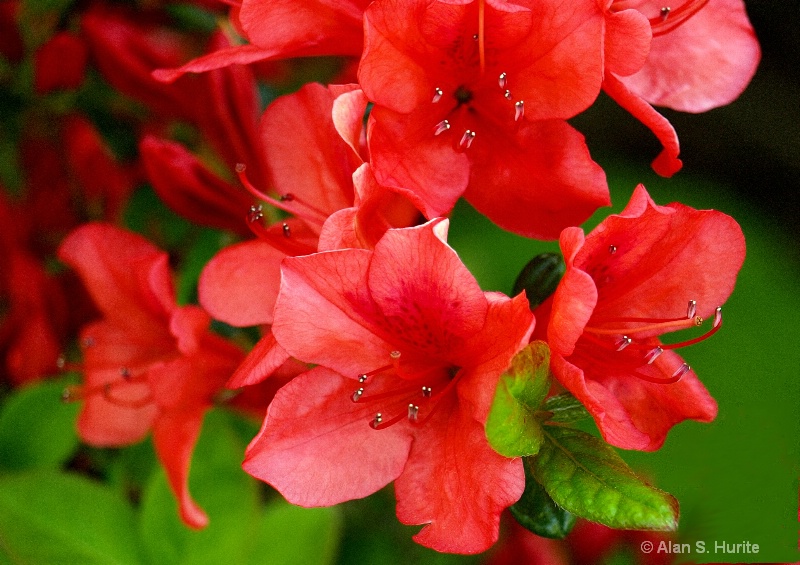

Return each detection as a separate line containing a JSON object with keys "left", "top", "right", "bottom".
{"left": 199, "top": 240, "right": 285, "bottom": 327}
{"left": 243, "top": 367, "right": 413, "bottom": 506}
{"left": 620, "top": 0, "right": 760, "bottom": 112}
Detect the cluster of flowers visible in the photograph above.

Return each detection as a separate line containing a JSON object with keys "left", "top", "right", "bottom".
{"left": 0, "top": 0, "right": 758, "bottom": 556}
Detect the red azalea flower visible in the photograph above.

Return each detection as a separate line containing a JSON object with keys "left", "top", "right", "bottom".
{"left": 360, "top": 0, "right": 609, "bottom": 239}
{"left": 243, "top": 219, "right": 534, "bottom": 553}
{"left": 602, "top": 0, "right": 760, "bottom": 176}
{"left": 545, "top": 185, "right": 745, "bottom": 450}
{"left": 58, "top": 223, "right": 244, "bottom": 528}
{"left": 613, "top": 0, "right": 760, "bottom": 113}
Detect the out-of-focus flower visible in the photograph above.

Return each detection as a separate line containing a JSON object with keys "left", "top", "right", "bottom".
{"left": 59, "top": 223, "right": 244, "bottom": 528}
{"left": 33, "top": 31, "right": 88, "bottom": 94}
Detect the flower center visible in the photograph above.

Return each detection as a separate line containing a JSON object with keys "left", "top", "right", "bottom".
{"left": 349, "top": 350, "right": 461, "bottom": 430}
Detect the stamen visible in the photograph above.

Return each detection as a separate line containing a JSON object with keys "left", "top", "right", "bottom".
{"left": 671, "top": 363, "right": 691, "bottom": 379}
{"left": 236, "top": 164, "right": 326, "bottom": 225}
{"left": 282, "top": 222, "right": 291, "bottom": 238}
{"left": 514, "top": 100, "right": 525, "bottom": 121}
{"left": 390, "top": 351, "right": 401, "bottom": 360}
{"left": 609, "top": 245, "right": 617, "bottom": 255}
{"left": 371, "top": 413, "right": 383, "bottom": 429}
{"left": 422, "top": 386, "right": 432, "bottom": 397}
{"left": 498, "top": 72, "right": 507, "bottom": 89}
{"left": 458, "top": 130, "right": 476, "bottom": 149}
{"left": 478, "top": 0, "right": 486, "bottom": 74}
{"left": 358, "top": 374, "right": 368, "bottom": 383}
{"left": 504, "top": 90, "right": 512, "bottom": 100}
{"left": 434, "top": 120, "right": 451, "bottom": 136}
{"left": 713, "top": 307, "right": 722, "bottom": 328}
{"left": 649, "top": 0, "right": 709, "bottom": 36}
{"left": 616, "top": 336, "right": 632, "bottom": 351}
{"left": 352, "top": 387, "right": 364, "bottom": 402}
{"left": 407, "top": 404, "right": 419, "bottom": 422}
{"left": 279, "top": 192, "right": 331, "bottom": 221}
{"left": 645, "top": 346, "right": 664, "bottom": 364}
{"left": 585, "top": 316, "right": 701, "bottom": 336}
{"left": 248, "top": 204, "right": 263, "bottom": 222}
{"left": 432, "top": 87, "right": 443, "bottom": 103}
{"left": 687, "top": 300, "right": 697, "bottom": 319}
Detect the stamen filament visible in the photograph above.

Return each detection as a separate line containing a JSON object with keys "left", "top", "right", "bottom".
{"left": 649, "top": 0, "right": 710, "bottom": 36}
{"left": 236, "top": 164, "right": 325, "bottom": 226}
{"left": 478, "top": 0, "right": 486, "bottom": 75}
{"left": 585, "top": 316, "right": 701, "bottom": 336}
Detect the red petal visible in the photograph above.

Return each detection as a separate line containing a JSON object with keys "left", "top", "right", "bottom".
{"left": 261, "top": 83, "right": 357, "bottom": 217}
{"left": 604, "top": 8, "right": 652, "bottom": 77}
{"left": 368, "top": 220, "right": 489, "bottom": 353}
{"left": 603, "top": 73, "right": 682, "bottom": 177}
{"left": 152, "top": 407, "right": 209, "bottom": 529}
{"left": 152, "top": 44, "right": 278, "bottom": 84}
{"left": 548, "top": 227, "right": 598, "bottom": 357}
{"left": 465, "top": 120, "right": 609, "bottom": 239}
{"left": 227, "top": 332, "right": 291, "bottom": 388}
{"left": 394, "top": 398, "right": 524, "bottom": 554}
{"left": 169, "top": 306, "right": 211, "bottom": 356}
{"left": 139, "top": 136, "right": 252, "bottom": 236}
{"left": 34, "top": 32, "right": 88, "bottom": 94}
{"left": 243, "top": 367, "right": 412, "bottom": 505}
{"left": 198, "top": 240, "right": 285, "bottom": 327}
{"left": 367, "top": 106, "right": 469, "bottom": 219}
{"left": 575, "top": 185, "right": 746, "bottom": 325}
{"left": 240, "top": 0, "right": 366, "bottom": 59}
{"left": 58, "top": 223, "right": 176, "bottom": 327}
{"left": 272, "top": 248, "right": 391, "bottom": 376}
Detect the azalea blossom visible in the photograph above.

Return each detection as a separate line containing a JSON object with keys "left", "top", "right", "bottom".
{"left": 360, "top": 0, "right": 609, "bottom": 238}
{"left": 58, "top": 223, "right": 244, "bottom": 528}
{"left": 544, "top": 185, "right": 745, "bottom": 450}
{"left": 243, "top": 219, "right": 534, "bottom": 553}
{"left": 602, "top": 0, "right": 760, "bottom": 175}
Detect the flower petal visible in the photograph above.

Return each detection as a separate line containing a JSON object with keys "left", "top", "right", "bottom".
{"left": 394, "top": 398, "right": 524, "bottom": 554}
{"left": 199, "top": 240, "right": 285, "bottom": 327}
{"left": 243, "top": 367, "right": 413, "bottom": 505}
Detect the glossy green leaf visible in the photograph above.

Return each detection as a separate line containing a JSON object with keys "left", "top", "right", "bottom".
{"left": 485, "top": 342, "right": 551, "bottom": 458}
{"left": 533, "top": 426, "right": 678, "bottom": 531}
{"left": 509, "top": 457, "right": 575, "bottom": 539}
{"left": 0, "top": 471, "right": 142, "bottom": 564}
{"left": 245, "top": 501, "right": 342, "bottom": 565}
{"left": 0, "top": 378, "right": 80, "bottom": 471}
{"left": 138, "top": 409, "right": 260, "bottom": 565}
{"left": 541, "top": 392, "right": 592, "bottom": 424}
{"left": 512, "top": 253, "right": 565, "bottom": 310}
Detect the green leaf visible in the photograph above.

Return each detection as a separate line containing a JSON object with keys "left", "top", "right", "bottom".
{"left": 512, "top": 253, "right": 565, "bottom": 310}
{"left": 533, "top": 426, "right": 678, "bottom": 531}
{"left": 510, "top": 457, "right": 575, "bottom": 539}
{"left": 485, "top": 342, "right": 551, "bottom": 458}
{"left": 245, "top": 501, "right": 342, "bottom": 565}
{"left": 138, "top": 409, "right": 260, "bottom": 565}
{"left": 0, "top": 378, "right": 80, "bottom": 471}
{"left": 541, "top": 392, "right": 592, "bottom": 424}
{"left": 0, "top": 471, "right": 143, "bottom": 564}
